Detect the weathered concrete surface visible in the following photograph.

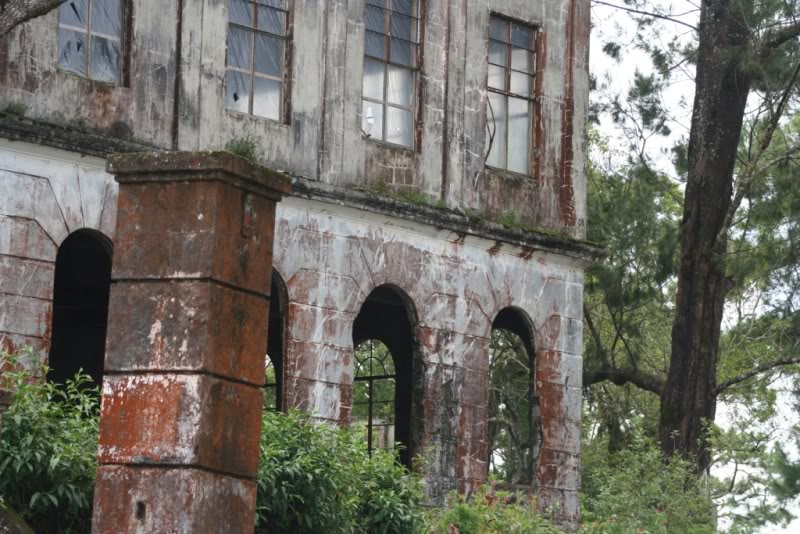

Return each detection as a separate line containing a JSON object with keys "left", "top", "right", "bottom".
{"left": 1, "top": 0, "right": 591, "bottom": 238}
{"left": 0, "top": 139, "right": 117, "bottom": 357}
{"left": 91, "top": 152, "right": 289, "bottom": 534}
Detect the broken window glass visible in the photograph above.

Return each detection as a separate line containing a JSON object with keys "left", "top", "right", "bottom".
{"left": 485, "top": 15, "right": 537, "bottom": 175}
{"left": 58, "top": 0, "right": 123, "bottom": 84}
{"left": 226, "top": 0, "right": 290, "bottom": 121}
{"left": 361, "top": 0, "right": 419, "bottom": 148}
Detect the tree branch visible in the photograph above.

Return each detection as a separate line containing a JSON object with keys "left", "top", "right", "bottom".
{"left": 583, "top": 367, "right": 665, "bottom": 396}
{"left": 759, "top": 20, "right": 800, "bottom": 58}
{"left": 0, "top": 0, "right": 66, "bottom": 38}
{"left": 715, "top": 357, "right": 800, "bottom": 395}
{"left": 591, "top": 1, "right": 698, "bottom": 32}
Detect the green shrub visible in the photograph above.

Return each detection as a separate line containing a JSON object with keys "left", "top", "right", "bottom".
{"left": 0, "top": 349, "right": 99, "bottom": 534}
{"left": 255, "top": 409, "right": 426, "bottom": 533}
{"left": 429, "top": 486, "right": 561, "bottom": 534}
{"left": 580, "top": 435, "right": 716, "bottom": 534}
{"left": 225, "top": 135, "right": 258, "bottom": 160}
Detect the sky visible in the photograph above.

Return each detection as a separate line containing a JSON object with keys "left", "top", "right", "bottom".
{"left": 589, "top": 2, "right": 800, "bottom": 532}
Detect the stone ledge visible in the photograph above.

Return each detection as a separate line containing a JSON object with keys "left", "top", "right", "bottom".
{"left": 290, "top": 177, "right": 607, "bottom": 264}
{"left": 0, "top": 112, "right": 155, "bottom": 157}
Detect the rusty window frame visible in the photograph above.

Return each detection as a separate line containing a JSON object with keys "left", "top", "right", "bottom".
{"left": 225, "top": 0, "right": 292, "bottom": 123}
{"left": 485, "top": 14, "right": 538, "bottom": 176}
{"left": 57, "top": 0, "right": 127, "bottom": 85}
{"left": 361, "top": 0, "right": 420, "bottom": 149}
{"left": 352, "top": 340, "right": 396, "bottom": 456}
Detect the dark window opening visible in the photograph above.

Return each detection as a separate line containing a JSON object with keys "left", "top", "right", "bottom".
{"left": 488, "top": 307, "right": 539, "bottom": 487}
{"left": 265, "top": 269, "right": 286, "bottom": 411}
{"left": 48, "top": 230, "right": 113, "bottom": 388}
{"left": 352, "top": 285, "right": 418, "bottom": 467}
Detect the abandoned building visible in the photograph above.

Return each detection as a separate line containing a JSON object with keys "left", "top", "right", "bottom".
{"left": 0, "top": 0, "right": 602, "bottom": 530}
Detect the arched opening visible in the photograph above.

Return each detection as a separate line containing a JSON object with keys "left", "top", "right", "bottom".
{"left": 265, "top": 269, "right": 287, "bottom": 411}
{"left": 48, "top": 229, "right": 113, "bottom": 388}
{"left": 488, "top": 307, "right": 539, "bottom": 486}
{"left": 352, "top": 285, "right": 418, "bottom": 467}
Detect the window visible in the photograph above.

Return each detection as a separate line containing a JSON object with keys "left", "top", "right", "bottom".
{"left": 265, "top": 270, "right": 286, "bottom": 412}
{"left": 49, "top": 230, "right": 113, "bottom": 388}
{"left": 353, "top": 340, "right": 396, "bottom": 454}
{"left": 226, "top": 0, "right": 290, "bottom": 121}
{"left": 57, "top": 0, "right": 125, "bottom": 83}
{"left": 485, "top": 15, "right": 537, "bottom": 175}
{"left": 361, "top": 0, "right": 420, "bottom": 148}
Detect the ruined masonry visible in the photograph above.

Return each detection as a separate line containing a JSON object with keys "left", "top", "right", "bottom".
{"left": 0, "top": 0, "right": 603, "bottom": 531}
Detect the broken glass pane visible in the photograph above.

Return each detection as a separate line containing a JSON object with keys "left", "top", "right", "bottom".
{"left": 363, "top": 58, "right": 385, "bottom": 100}
{"left": 489, "top": 40, "right": 507, "bottom": 66}
{"left": 392, "top": 0, "right": 414, "bottom": 16}
{"left": 229, "top": 0, "right": 253, "bottom": 26}
{"left": 59, "top": 0, "right": 88, "bottom": 28}
{"left": 365, "top": 31, "right": 387, "bottom": 59}
{"left": 227, "top": 27, "right": 252, "bottom": 69}
{"left": 390, "top": 38, "right": 415, "bottom": 66}
{"left": 91, "top": 0, "right": 122, "bottom": 37}
{"left": 258, "top": 5, "right": 285, "bottom": 35}
{"left": 511, "top": 25, "right": 531, "bottom": 49}
{"left": 507, "top": 97, "right": 530, "bottom": 174}
{"left": 511, "top": 46, "right": 530, "bottom": 73}
{"left": 366, "top": 5, "right": 385, "bottom": 34}
{"left": 391, "top": 13, "right": 415, "bottom": 41}
{"left": 362, "top": 100, "right": 384, "bottom": 139}
{"left": 488, "top": 64, "right": 505, "bottom": 91}
{"left": 490, "top": 17, "right": 508, "bottom": 43}
{"left": 58, "top": 29, "right": 87, "bottom": 75}
{"left": 255, "top": 33, "right": 283, "bottom": 77}
{"left": 226, "top": 69, "right": 251, "bottom": 113}
{"left": 253, "top": 76, "right": 281, "bottom": 120}
{"left": 386, "top": 105, "right": 412, "bottom": 146}
{"left": 90, "top": 36, "right": 121, "bottom": 82}
{"left": 387, "top": 66, "right": 413, "bottom": 106}
{"left": 510, "top": 71, "right": 530, "bottom": 96}
{"left": 486, "top": 92, "right": 506, "bottom": 168}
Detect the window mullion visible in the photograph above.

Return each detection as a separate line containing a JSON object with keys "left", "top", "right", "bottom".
{"left": 86, "top": 0, "right": 93, "bottom": 77}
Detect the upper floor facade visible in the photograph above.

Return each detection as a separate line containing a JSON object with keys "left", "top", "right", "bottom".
{"left": 0, "top": 0, "right": 590, "bottom": 238}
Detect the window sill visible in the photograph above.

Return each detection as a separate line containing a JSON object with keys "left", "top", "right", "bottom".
{"left": 363, "top": 135, "right": 416, "bottom": 154}
{"left": 485, "top": 165, "right": 534, "bottom": 183}
{"left": 56, "top": 68, "right": 124, "bottom": 89}
{"left": 225, "top": 109, "right": 290, "bottom": 128}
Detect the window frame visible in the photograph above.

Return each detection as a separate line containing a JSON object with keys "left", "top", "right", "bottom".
{"left": 361, "top": 0, "right": 422, "bottom": 150}
{"left": 56, "top": 0, "right": 130, "bottom": 86}
{"left": 225, "top": 0, "right": 294, "bottom": 124}
{"left": 352, "top": 340, "right": 397, "bottom": 457}
{"left": 484, "top": 13, "right": 540, "bottom": 177}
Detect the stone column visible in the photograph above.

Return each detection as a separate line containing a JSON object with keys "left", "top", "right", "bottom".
{"left": 91, "top": 152, "right": 290, "bottom": 534}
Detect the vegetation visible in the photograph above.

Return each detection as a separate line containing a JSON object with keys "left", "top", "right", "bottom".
{"left": 0, "top": 349, "right": 98, "bottom": 534}
{"left": 225, "top": 135, "right": 259, "bottom": 161}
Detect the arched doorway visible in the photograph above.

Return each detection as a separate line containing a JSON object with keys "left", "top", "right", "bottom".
{"left": 265, "top": 269, "right": 287, "bottom": 411}
{"left": 352, "top": 285, "right": 418, "bottom": 467}
{"left": 48, "top": 229, "right": 113, "bottom": 387}
{"left": 488, "top": 307, "right": 539, "bottom": 486}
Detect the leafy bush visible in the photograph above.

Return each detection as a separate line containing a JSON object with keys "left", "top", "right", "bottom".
{"left": 580, "top": 435, "right": 716, "bottom": 534}
{"left": 0, "top": 349, "right": 99, "bottom": 534}
{"left": 256, "top": 409, "right": 426, "bottom": 533}
{"left": 429, "top": 486, "right": 561, "bottom": 534}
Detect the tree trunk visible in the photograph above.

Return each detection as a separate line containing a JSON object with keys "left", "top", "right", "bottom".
{"left": 659, "top": 0, "right": 752, "bottom": 473}
{"left": 0, "top": 0, "right": 66, "bottom": 38}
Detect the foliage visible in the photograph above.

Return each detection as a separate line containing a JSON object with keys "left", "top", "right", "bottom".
{"left": 488, "top": 329, "right": 533, "bottom": 485}
{"left": 0, "top": 348, "right": 99, "bottom": 534}
{"left": 429, "top": 485, "right": 561, "bottom": 534}
{"left": 580, "top": 432, "right": 716, "bottom": 534}
{"left": 2, "top": 101, "right": 27, "bottom": 116}
{"left": 225, "top": 135, "right": 258, "bottom": 161}
{"left": 255, "top": 409, "right": 426, "bottom": 534}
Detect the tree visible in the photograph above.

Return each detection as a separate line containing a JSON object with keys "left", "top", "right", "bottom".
{"left": 0, "top": 0, "right": 66, "bottom": 38}
{"left": 587, "top": 0, "right": 800, "bottom": 475}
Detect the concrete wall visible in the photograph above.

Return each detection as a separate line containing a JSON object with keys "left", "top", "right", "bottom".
{"left": 0, "top": 0, "right": 590, "bottom": 237}
{"left": 0, "top": 139, "right": 117, "bottom": 355}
